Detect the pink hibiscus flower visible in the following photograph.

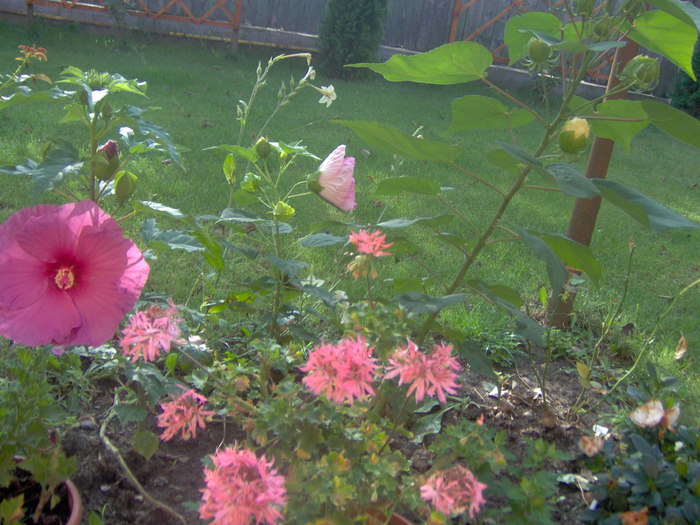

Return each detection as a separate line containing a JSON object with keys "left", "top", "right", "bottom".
{"left": 316, "top": 145, "right": 356, "bottom": 211}
{"left": 348, "top": 229, "right": 393, "bottom": 257}
{"left": 157, "top": 387, "right": 215, "bottom": 441}
{"left": 385, "top": 340, "right": 461, "bottom": 404}
{"left": 200, "top": 444, "right": 287, "bottom": 525}
{"left": 300, "top": 335, "right": 379, "bottom": 405}
{"left": 120, "top": 301, "right": 181, "bottom": 362}
{"left": 0, "top": 200, "right": 149, "bottom": 347}
{"left": 420, "top": 465, "right": 487, "bottom": 518}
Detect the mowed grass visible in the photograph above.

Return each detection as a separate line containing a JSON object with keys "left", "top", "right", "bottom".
{"left": 1, "top": 20, "right": 699, "bottom": 407}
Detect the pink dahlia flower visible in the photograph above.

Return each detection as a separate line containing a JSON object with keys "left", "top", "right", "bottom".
{"left": 300, "top": 335, "right": 379, "bottom": 405}
{"left": 316, "top": 145, "right": 356, "bottom": 211}
{"left": 348, "top": 229, "right": 393, "bottom": 257}
{"left": 200, "top": 444, "right": 286, "bottom": 525}
{"left": 420, "top": 465, "right": 487, "bottom": 519}
{"left": 157, "top": 387, "right": 215, "bottom": 441}
{"left": 385, "top": 340, "right": 461, "bottom": 404}
{"left": 0, "top": 200, "right": 149, "bottom": 347}
{"left": 120, "top": 301, "right": 181, "bottom": 362}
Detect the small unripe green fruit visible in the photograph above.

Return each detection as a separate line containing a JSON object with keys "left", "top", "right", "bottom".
{"left": 558, "top": 118, "right": 590, "bottom": 154}
{"left": 527, "top": 37, "right": 552, "bottom": 63}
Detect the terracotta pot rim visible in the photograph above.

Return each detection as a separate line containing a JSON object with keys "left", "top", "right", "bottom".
{"left": 64, "top": 479, "right": 83, "bottom": 525}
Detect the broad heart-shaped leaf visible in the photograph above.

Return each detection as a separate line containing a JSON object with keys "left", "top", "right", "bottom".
{"left": 591, "top": 100, "right": 650, "bottom": 151}
{"left": 140, "top": 218, "right": 204, "bottom": 252}
{"left": 0, "top": 147, "right": 83, "bottom": 201}
{"left": 535, "top": 232, "right": 602, "bottom": 286}
{"left": 334, "top": 121, "right": 462, "bottom": 162}
{"left": 593, "top": 179, "right": 700, "bottom": 233}
{"left": 517, "top": 228, "right": 569, "bottom": 296}
{"left": 642, "top": 99, "right": 700, "bottom": 150}
{"left": 347, "top": 41, "right": 492, "bottom": 84}
{"left": 375, "top": 177, "right": 441, "bottom": 196}
{"left": 629, "top": 10, "right": 698, "bottom": 80}
{"left": 504, "top": 12, "right": 562, "bottom": 64}
{"left": 645, "top": 0, "right": 700, "bottom": 33}
{"left": 446, "top": 95, "right": 535, "bottom": 133}
{"left": 546, "top": 163, "right": 600, "bottom": 198}
{"left": 299, "top": 233, "right": 347, "bottom": 248}
{"left": 394, "top": 292, "right": 465, "bottom": 315}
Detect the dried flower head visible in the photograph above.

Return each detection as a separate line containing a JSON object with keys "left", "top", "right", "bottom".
{"left": 629, "top": 400, "right": 665, "bottom": 428}
{"left": 200, "top": 444, "right": 286, "bottom": 525}
{"left": 578, "top": 435, "right": 604, "bottom": 457}
{"left": 420, "top": 464, "right": 487, "bottom": 518}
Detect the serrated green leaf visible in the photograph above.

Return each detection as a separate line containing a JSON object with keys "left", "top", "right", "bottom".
{"left": 412, "top": 409, "right": 449, "bottom": 443}
{"left": 546, "top": 163, "right": 600, "bottom": 198}
{"left": 302, "top": 285, "right": 338, "bottom": 309}
{"left": 132, "top": 430, "right": 159, "bottom": 461}
{"left": 348, "top": 41, "right": 492, "bottom": 84}
{"left": 536, "top": 232, "right": 602, "bottom": 286}
{"left": 629, "top": 10, "right": 697, "bottom": 80}
{"left": 112, "top": 404, "right": 148, "bottom": 425}
{"left": 591, "top": 100, "right": 650, "bottom": 151}
{"left": 446, "top": 95, "right": 535, "bottom": 133}
{"left": 299, "top": 233, "right": 347, "bottom": 247}
{"left": 593, "top": 179, "right": 700, "bottom": 233}
{"left": 394, "top": 292, "right": 465, "bottom": 315}
{"left": 504, "top": 12, "right": 562, "bottom": 64}
{"left": 335, "top": 121, "right": 462, "bottom": 162}
{"left": 375, "top": 176, "right": 441, "bottom": 195}
{"left": 642, "top": 99, "right": 700, "bottom": 149}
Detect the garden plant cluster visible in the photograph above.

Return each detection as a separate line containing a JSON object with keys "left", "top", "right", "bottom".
{"left": 1, "top": 0, "right": 700, "bottom": 524}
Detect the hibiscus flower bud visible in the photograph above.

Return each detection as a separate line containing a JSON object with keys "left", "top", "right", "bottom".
{"left": 619, "top": 55, "right": 660, "bottom": 91}
{"left": 558, "top": 118, "right": 590, "bottom": 154}
{"left": 527, "top": 37, "right": 552, "bottom": 64}
{"left": 114, "top": 170, "right": 138, "bottom": 202}
{"left": 273, "top": 201, "right": 295, "bottom": 221}
{"left": 94, "top": 140, "right": 120, "bottom": 181}
{"left": 575, "top": 0, "right": 594, "bottom": 16}
{"left": 254, "top": 136, "right": 272, "bottom": 159}
{"left": 592, "top": 16, "right": 613, "bottom": 40}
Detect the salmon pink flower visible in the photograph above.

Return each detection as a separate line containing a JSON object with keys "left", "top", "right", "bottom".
{"left": 348, "top": 229, "right": 392, "bottom": 257}
{"left": 385, "top": 340, "right": 461, "bottom": 404}
{"left": 120, "top": 302, "right": 181, "bottom": 362}
{"left": 157, "top": 387, "right": 215, "bottom": 441}
{"left": 0, "top": 200, "right": 149, "bottom": 347}
{"left": 314, "top": 145, "right": 356, "bottom": 211}
{"left": 421, "top": 465, "right": 487, "bottom": 518}
{"left": 300, "top": 335, "right": 379, "bottom": 405}
{"left": 200, "top": 444, "right": 286, "bottom": 525}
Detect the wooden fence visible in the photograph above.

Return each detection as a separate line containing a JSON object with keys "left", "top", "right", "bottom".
{"left": 0, "top": 0, "right": 696, "bottom": 95}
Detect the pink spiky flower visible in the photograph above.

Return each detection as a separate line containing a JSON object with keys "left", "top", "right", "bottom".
{"left": 421, "top": 465, "right": 487, "bottom": 519}
{"left": 0, "top": 200, "right": 149, "bottom": 347}
{"left": 157, "top": 387, "right": 215, "bottom": 441}
{"left": 200, "top": 444, "right": 287, "bottom": 525}
{"left": 120, "top": 301, "right": 181, "bottom": 362}
{"left": 300, "top": 335, "right": 379, "bottom": 405}
{"left": 385, "top": 340, "right": 461, "bottom": 404}
{"left": 348, "top": 229, "right": 393, "bottom": 257}
{"left": 315, "top": 145, "right": 356, "bottom": 211}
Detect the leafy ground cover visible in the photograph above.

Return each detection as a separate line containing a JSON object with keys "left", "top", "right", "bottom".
{"left": 0, "top": 10, "right": 699, "bottom": 524}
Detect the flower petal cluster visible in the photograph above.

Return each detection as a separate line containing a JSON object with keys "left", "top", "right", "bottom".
{"left": 420, "top": 464, "right": 487, "bottom": 518}
{"left": 200, "top": 444, "right": 286, "bottom": 525}
{"left": 348, "top": 229, "right": 392, "bottom": 257}
{"left": 157, "top": 387, "right": 215, "bottom": 441}
{"left": 120, "top": 301, "right": 181, "bottom": 362}
{"left": 385, "top": 340, "right": 461, "bottom": 403}
{"left": 300, "top": 336, "right": 379, "bottom": 405}
{"left": 0, "top": 200, "right": 149, "bottom": 347}
{"left": 316, "top": 145, "right": 356, "bottom": 211}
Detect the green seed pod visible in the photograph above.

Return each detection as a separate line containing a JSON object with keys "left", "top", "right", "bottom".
{"left": 254, "top": 136, "right": 272, "bottom": 160}
{"left": 527, "top": 37, "right": 552, "bottom": 63}
{"left": 558, "top": 118, "right": 590, "bottom": 154}
{"left": 620, "top": 55, "right": 660, "bottom": 91}
{"left": 114, "top": 170, "right": 138, "bottom": 202}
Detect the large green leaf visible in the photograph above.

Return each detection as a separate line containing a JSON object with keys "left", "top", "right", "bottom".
{"left": 335, "top": 121, "right": 462, "bottom": 162}
{"left": 446, "top": 95, "right": 535, "bottom": 133}
{"left": 466, "top": 280, "right": 523, "bottom": 308}
{"left": 122, "top": 106, "right": 184, "bottom": 169}
{"left": 536, "top": 232, "right": 602, "bottom": 286}
{"left": 348, "top": 42, "right": 492, "bottom": 84}
{"left": 457, "top": 340, "right": 497, "bottom": 381}
{"left": 593, "top": 179, "right": 700, "bottom": 233}
{"left": 645, "top": 0, "right": 700, "bottom": 32}
{"left": 546, "top": 163, "right": 600, "bottom": 198}
{"left": 518, "top": 228, "right": 569, "bottom": 295}
{"left": 629, "top": 10, "right": 697, "bottom": 80}
{"left": 591, "top": 100, "right": 650, "bottom": 151}
{"left": 299, "top": 233, "right": 347, "bottom": 248}
{"left": 394, "top": 292, "right": 465, "bottom": 315}
{"left": 375, "top": 177, "right": 441, "bottom": 196}
{"left": 504, "top": 12, "right": 562, "bottom": 64}
{"left": 642, "top": 100, "right": 700, "bottom": 150}
{"left": 378, "top": 216, "right": 453, "bottom": 228}
{"left": 140, "top": 218, "right": 204, "bottom": 252}
{"left": 0, "top": 147, "right": 83, "bottom": 201}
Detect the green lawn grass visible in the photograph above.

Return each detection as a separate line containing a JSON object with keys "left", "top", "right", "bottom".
{"left": 1, "top": 20, "right": 699, "bottom": 408}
